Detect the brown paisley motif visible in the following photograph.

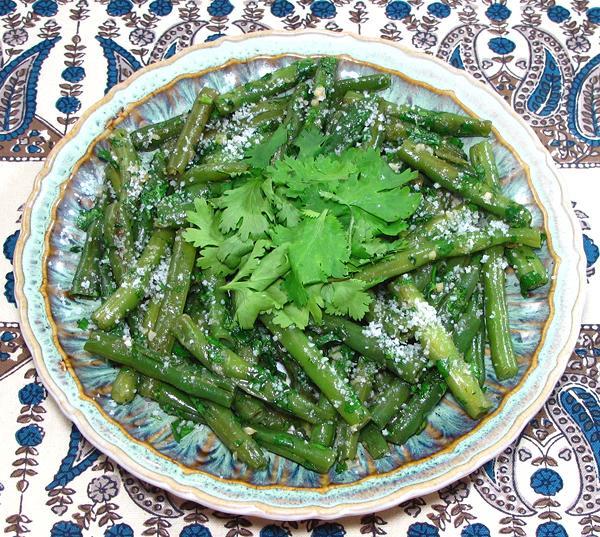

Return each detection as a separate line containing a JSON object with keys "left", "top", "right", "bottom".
{"left": 512, "top": 25, "right": 574, "bottom": 128}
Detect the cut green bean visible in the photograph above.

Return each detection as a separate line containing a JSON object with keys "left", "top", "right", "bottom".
{"left": 370, "top": 378, "right": 411, "bottom": 428}
{"left": 469, "top": 140, "right": 501, "bottom": 190}
{"left": 310, "top": 396, "right": 337, "bottom": 447}
{"left": 232, "top": 392, "right": 291, "bottom": 432}
{"left": 387, "top": 371, "right": 447, "bottom": 445}
{"left": 505, "top": 246, "right": 548, "bottom": 295}
{"left": 252, "top": 428, "right": 336, "bottom": 473}
{"left": 131, "top": 114, "right": 187, "bottom": 151}
{"left": 360, "top": 423, "right": 389, "bottom": 459}
{"left": 168, "top": 87, "right": 217, "bottom": 176}
{"left": 396, "top": 139, "right": 531, "bottom": 226}
{"left": 465, "top": 324, "right": 486, "bottom": 387}
{"left": 103, "top": 201, "right": 134, "bottom": 285}
{"left": 180, "top": 161, "right": 249, "bottom": 186}
{"left": 71, "top": 218, "right": 102, "bottom": 298}
{"left": 261, "top": 316, "right": 370, "bottom": 428}
{"left": 390, "top": 277, "right": 491, "bottom": 419}
{"left": 215, "top": 58, "right": 317, "bottom": 115}
{"left": 355, "top": 226, "right": 543, "bottom": 287}
{"left": 483, "top": 246, "right": 518, "bottom": 380}
{"left": 85, "top": 331, "right": 234, "bottom": 407}
{"left": 111, "top": 367, "right": 138, "bottom": 404}
{"left": 92, "top": 229, "right": 174, "bottom": 330}
{"left": 150, "top": 231, "right": 196, "bottom": 354}
{"left": 332, "top": 74, "right": 391, "bottom": 99}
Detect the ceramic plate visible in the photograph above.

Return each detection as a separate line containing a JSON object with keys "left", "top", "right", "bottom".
{"left": 14, "top": 31, "right": 586, "bottom": 520}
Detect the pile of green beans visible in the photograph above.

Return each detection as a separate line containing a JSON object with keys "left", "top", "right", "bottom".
{"left": 74, "top": 57, "right": 548, "bottom": 474}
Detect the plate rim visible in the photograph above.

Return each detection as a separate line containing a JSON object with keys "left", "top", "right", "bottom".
{"left": 13, "top": 29, "right": 586, "bottom": 520}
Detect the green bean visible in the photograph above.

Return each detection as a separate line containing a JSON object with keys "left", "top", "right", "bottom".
{"left": 150, "top": 231, "right": 196, "bottom": 354}
{"left": 140, "top": 295, "right": 162, "bottom": 336}
{"left": 378, "top": 99, "right": 492, "bottom": 137}
{"left": 280, "top": 353, "right": 318, "bottom": 402}
{"left": 338, "top": 358, "right": 373, "bottom": 463}
{"left": 232, "top": 392, "right": 291, "bottom": 432}
{"left": 111, "top": 367, "right": 138, "bottom": 404}
{"left": 131, "top": 114, "right": 187, "bottom": 151}
{"left": 465, "top": 324, "right": 486, "bottom": 387}
{"left": 215, "top": 58, "right": 317, "bottom": 115}
{"left": 71, "top": 218, "right": 102, "bottom": 298}
{"left": 84, "top": 331, "right": 234, "bottom": 407}
{"left": 92, "top": 229, "right": 174, "bottom": 330}
{"left": 391, "top": 277, "right": 491, "bottom": 419}
{"left": 323, "top": 98, "right": 377, "bottom": 154}
{"left": 173, "top": 315, "right": 329, "bottom": 424}
{"left": 332, "top": 74, "right": 391, "bottom": 99}
{"left": 261, "top": 316, "right": 370, "bottom": 428}
{"left": 252, "top": 428, "right": 336, "bottom": 473}
{"left": 359, "top": 423, "right": 389, "bottom": 459}
{"left": 203, "top": 276, "right": 235, "bottom": 343}
{"left": 469, "top": 140, "right": 501, "bottom": 190}
{"left": 320, "top": 315, "right": 426, "bottom": 382}
{"left": 105, "top": 164, "right": 122, "bottom": 195}
{"left": 273, "top": 82, "right": 310, "bottom": 160}
{"left": 136, "top": 150, "right": 169, "bottom": 248}
{"left": 412, "top": 264, "right": 435, "bottom": 293}
{"left": 483, "top": 246, "right": 518, "bottom": 380}
{"left": 453, "top": 289, "right": 483, "bottom": 355}
{"left": 355, "top": 226, "right": 543, "bottom": 287}
{"left": 436, "top": 256, "right": 482, "bottom": 328}
{"left": 168, "top": 87, "right": 217, "bottom": 176}
{"left": 98, "top": 256, "right": 117, "bottom": 299}
{"left": 505, "top": 246, "right": 548, "bottom": 296}
{"left": 138, "top": 376, "right": 205, "bottom": 423}
{"left": 370, "top": 378, "right": 411, "bottom": 428}
{"left": 302, "top": 56, "right": 338, "bottom": 132}
{"left": 103, "top": 201, "right": 135, "bottom": 285}
{"left": 180, "top": 161, "right": 249, "bottom": 186}
{"left": 199, "top": 401, "right": 267, "bottom": 469}
{"left": 387, "top": 371, "right": 447, "bottom": 445}
{"left": 109, "top": 129, "right": 141, "bottom": 196}
{"left": 310, "top": 396, "right": 337, "bottom": 447}
{"left": 396, "top": 139, "right": 531, "bottom": 226}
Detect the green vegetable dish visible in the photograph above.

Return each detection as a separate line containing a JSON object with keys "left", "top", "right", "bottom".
{"left": 75, "top": 57, "right": 548, "bottom": 474}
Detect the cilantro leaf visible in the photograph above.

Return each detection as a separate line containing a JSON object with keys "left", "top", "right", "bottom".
{"left": 245, "top": 124, "right": 287, "bottom": 169}
{"left": 76, "top": 207, "right": 103, "bottom": 231}
{"left": 272, "top": 303, "right": 310, "bottom": 330}
{"left": 273, "top": 211, "right": 349, "bottom": 285}
{"left": 184, "top": 198, "right": 223, "bottom": 248}
{"left": 233, "top": 281, "right": 287, "bottom": 329}
{"left": 294, "top": 126, "right": 327, "bottom": 158}
{"left": 322, "top": 156, "right": 421, "bottom": 223}
{"left": 322, "top": 279, "right": 373, "bottom": 320}
{"left": 171, "top": 419, "right": 195, "bottom": 443}
{"left": 214, "top": 178, "right": 273, "bottom": 240}
{"left": 223, "top": 244, "right": 289, "bottom": 292}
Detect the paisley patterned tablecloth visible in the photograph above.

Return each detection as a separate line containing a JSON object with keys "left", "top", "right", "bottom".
{"left": 0, "top": 1, "right": 598, "bottom": 536}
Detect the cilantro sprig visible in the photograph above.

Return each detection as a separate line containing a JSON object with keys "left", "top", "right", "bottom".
{"left": 184, "top": 128, "right": 421, "bottom": 329}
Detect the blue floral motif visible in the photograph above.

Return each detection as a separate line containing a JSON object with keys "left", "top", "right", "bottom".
{"left": 488, "top": 37, "right": 516, "bottom": 55}
{"left": 588, "top": 7, "right": 600, "bottom": 23}
{"left": 61, "top": 66, "right": 85, "bottom": 83}
{"left": 584, "top": 234, "right": 599, "bottom": 268}
{"left": 56, "top": 96, "right": 81, "bottom": 114}
{"left": 312, "top": 524, "right": 345, "bottom": 537}
{"left": 205, "top": 33, "right": 225, "bottom": 42}
{"left": 51, "top": 521, "right": 82, "bottom": 537}
{"left": 547, "top": 5, "right": 570, "bottom": 23}
{"left": 530, "top": 468, "right": 564, "bottom": 495}
{"left": 105, "top": 523, "right": 134, "bottom": 537}
{"left": 180, "top": 524, "right": 212, "bottom": 537}
{"left": 208, "top": 0, "right": 233, "bottom": 17}
{"left": 271, "top": 0, "right": 294, "bottom": 18}
{"left": 536, "top": 522, "right": 568, "bottom": 537}
{"left": 461, "top": 523, "right": 491, "bottom": 537}
{"left": 385, "top": 1, "right": 411, "bottom": 20}
{"left": 3, "top": 230, "right": 18, "bottom": 262}
{"left": 0, "top": 0, "right": 16, "bottom": 16}
{"left": 149, "top": 0, "right": 172, "bottom": 16}
{"left": 427, "top": 2, "right": 450, "bottom": 19}
{"left": 32, "top": 0, "right": 58, "bottom": 17}
{"left": 4, "top": 272, "right": 15, "bottom": 306}
{"left": 485, "top": 3, "right": 511, "bottom": 21}
{"left": 107, "top": 0, "right": 133, "bottom": 17}
{"left": 18, "top": 382, "right": 46, "bottom": 406}
{"left": 261, "top": 525, "right": 289, "bottom": 537}
{"left": 407, "top": 522, "right": 439, "bottom": 537}
{"left": 311, "top": 1, "right": 336, "bottom": 19}
{"left": 16, "top": 424, "right": 44, "bottom": 446}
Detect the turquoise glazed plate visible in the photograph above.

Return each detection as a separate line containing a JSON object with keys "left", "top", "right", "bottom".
{"left": 15, "top": 32, "right": 585, "bottom": 520}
